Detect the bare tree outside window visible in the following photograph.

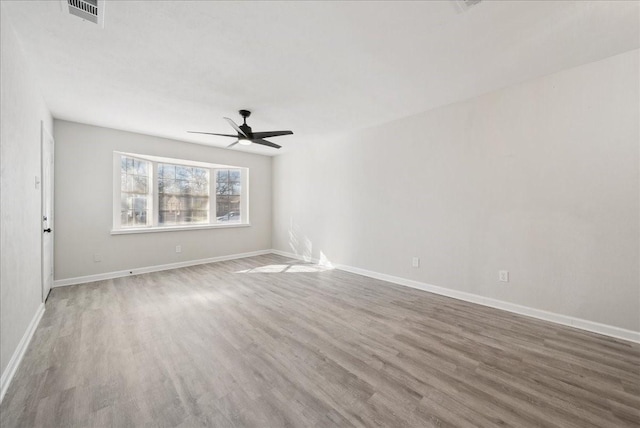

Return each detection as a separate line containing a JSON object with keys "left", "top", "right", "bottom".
{"left": 216, "top": 169, "right": 241, "bottom": 222}
{"left": 158, "top": 164, "right": 209, "bottom": 225}
{"left": 120, "top": 157, "right": 150, "bottom": 227}
{"left": 114, "top": 153, "right": 247, "bottom": 230}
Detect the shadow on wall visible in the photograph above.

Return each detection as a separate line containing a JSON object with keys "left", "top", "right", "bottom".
{"left": 287, "top": 217, "right": 333, "bottom": 267}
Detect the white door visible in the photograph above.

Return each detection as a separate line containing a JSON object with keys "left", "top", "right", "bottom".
{"left": 41, "top": 122, "right": 54, "bottom": 302}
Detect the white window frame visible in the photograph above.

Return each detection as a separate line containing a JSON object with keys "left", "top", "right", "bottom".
{"left": 112, "top": 152, "right": 249, "bottom": 234}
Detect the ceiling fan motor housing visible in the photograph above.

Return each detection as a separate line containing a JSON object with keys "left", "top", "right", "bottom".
{"left": 240, "top": 125, "right": 252, "bottom": 136}
{"left": 238, "top": 110, "right": 252, "bottom": 135}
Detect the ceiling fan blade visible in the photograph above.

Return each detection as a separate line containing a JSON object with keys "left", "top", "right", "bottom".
{"left": 187, "top": 131, "right": 238, "bottom": 138}
{"left": 252, "top": 130, "right": 293, "bottom": 139}
{"left": 252, "top": 139, "right": 281, "bottom": 149}
{"left": 224, "top": 117, "right": 248, "bottom": 138}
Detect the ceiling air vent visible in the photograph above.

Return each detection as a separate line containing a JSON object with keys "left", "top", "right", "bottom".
{"left": 61, "top": 0, "right": 105, "bottom": 27}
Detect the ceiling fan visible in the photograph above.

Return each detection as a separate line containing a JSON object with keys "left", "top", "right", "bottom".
{"left": 188, "top": 110, "right": 293, "bottom": 149}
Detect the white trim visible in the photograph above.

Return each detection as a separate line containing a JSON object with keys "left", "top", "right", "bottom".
{"left": 50, "top": 248, "right": 640, "bottom": 343}
{"left": 1, "top": 303, "right": 45, "bottom": 403}
{"left": 112, "top": 151, "right": 121, "bottom": 229}
{"left": 53, "top": 249, "right": 272, "bottom": 287}
{"left": 110, "top": 222, "right": 250, "bottom": 235}
{"left": 270, "top": 250, "right": 640, "bottom": 344}
{"left": 271, "top": 249, "right": 323, "bottom": 264}
{"left": 115, "top": 151, "right": 240, "bottom": 170}
{"left": 242, "top": 168, "right": 250, "bottom": 225}
{"left": 151, "top": 159, "right": 159, "bottom": 227}
{"left": 114, "top": 152, "right": 249, "bottom": 233}
{"left": 41, "top": 121, "right": 55, "bottom": 302}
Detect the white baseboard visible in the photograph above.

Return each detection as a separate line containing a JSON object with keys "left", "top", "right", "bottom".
{"left": 51, "top": 248, "right": 640, "bottom": 343}
{"left": 53, "top": 249, "right": 272, "bottom": 288}
{"left": 1, "top": 303, "right": 45, "bottom": 403}
{"left": 270, "top": 249, "right": 324, "bottom": 264}
{"left": 271, "top": 249, "right": 640, "bottom": 344}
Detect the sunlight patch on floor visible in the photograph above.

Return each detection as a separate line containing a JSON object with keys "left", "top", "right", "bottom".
{"left": 235, "top": 263, "right": 333, "bottom": 274}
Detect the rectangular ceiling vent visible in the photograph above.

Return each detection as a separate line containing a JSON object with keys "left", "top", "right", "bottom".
{"left": 61, "top": 0, "right": 105, "bottom": 27}
{"left": 452, "top": 0, "right": 482, "bottom": 13}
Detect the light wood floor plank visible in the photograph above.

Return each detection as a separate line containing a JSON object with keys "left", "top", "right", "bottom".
{"left": 1, "top": 254, "right": 639, "bottom": 427}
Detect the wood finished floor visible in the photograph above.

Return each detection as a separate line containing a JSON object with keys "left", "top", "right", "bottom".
{"left": 1, "top": 254, "right": 639, "bottom": 427}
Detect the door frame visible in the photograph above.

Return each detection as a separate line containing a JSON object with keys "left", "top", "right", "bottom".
{"left": 41, "top": 121, "right": 55, "bottom": 303}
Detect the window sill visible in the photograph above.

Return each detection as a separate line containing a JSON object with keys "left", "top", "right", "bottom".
{"left": 111, "top": 223, "right": 250, "bottom": 235}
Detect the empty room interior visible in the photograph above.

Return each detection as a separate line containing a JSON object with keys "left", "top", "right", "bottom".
{"left": 1, "top": 1, "right": 639, "bottom": 426}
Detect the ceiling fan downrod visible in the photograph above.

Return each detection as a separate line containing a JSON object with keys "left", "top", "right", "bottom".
{"left": 239, "top": 109, "right": 251, "bottom": 125}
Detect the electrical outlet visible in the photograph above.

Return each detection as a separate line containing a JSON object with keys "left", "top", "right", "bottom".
{"left": 176, "top": 245, "right": 182, "bottom": 253}
{"left": 499, "top": 270, "right": 509, "bottom": 282}
{"left": 93, "top": 253, "right": 102, "bottom": 262}
{"left": 412, "top": 257, "right": 420, "bottom": 268}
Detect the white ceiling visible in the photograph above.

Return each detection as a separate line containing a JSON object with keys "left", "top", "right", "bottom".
{"left": 3, "top": 1, "right": 639, "bottom": 155}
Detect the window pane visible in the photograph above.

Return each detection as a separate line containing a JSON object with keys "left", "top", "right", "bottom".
{"left": 121, "top": 194, "right": 129, "bottom": 212}
{"left": 216, "top": 181, "right": 231, "bottom": 195}
{"left": 120, "top": 156, "right": 151, "bottom": 228}
{"left": 216, "top": 169, "right": 241, "bottom": 195}
{"left": 216, "top": 197, "right": 240, "bottom": 222}
{"left": 159, "top": 164, "right": 175, "bottom": 179}
{"left": 176, "top": 166, "right": 190, "bottom": 180}
{"left": 135, "top": 160, "right": 148, "bottom": 176}
{"left": 134, "top": 196, "right": 147, "bottom": 211}
{"left": 158, "top": 163, "right": 209, "bottom": 226}
{"left": 215, "top": 169, "right": 242, "bottom": 223}
{"left": 192, "top": 180, "right": 207, "bottom": 195}
{"left": 117, "top": 157, "right": 245, "bottom": 229}
{"left": 125, "top": 158, "right": 134, "bottom": 174}
{"left": 160, "top": 178, "right": 179, "bottom": 195}
{"left": 216, "top": 195, "right": 229, "bottom": 216}
{"left": 133, "top": 210, "right": 148, "bottom": 226}
{"left": 133, "top": 176, "right": 148, "bottom": 193}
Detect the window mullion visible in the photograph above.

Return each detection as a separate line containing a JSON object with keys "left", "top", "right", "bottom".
{"left": 152, "top": 161, "right": 158, "bottom": 227}
{"left": 242, "top": 168, "right": 248, "bottom": 224}
{"left": 114, "top": 153, "right": 121, "bottom": 230}
{"left": 211, "top": 168, "right": 217, "bottom": 225}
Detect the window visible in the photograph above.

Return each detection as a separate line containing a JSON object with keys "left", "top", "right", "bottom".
{"left": 120, "top": 157, "right": 151, "bottom": 227}
{"left": 158, "top": 164, "right": 209, "bottom": 225}
{"left": 215, "top": 169, "right": 242, "bottom": 223}
{"left": 113, "top": 153, "right": 248, "bottom": 233}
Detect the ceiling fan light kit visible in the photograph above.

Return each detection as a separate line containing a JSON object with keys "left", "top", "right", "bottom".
{"left": 188, "top": 110, "right": 293, "bottom": 150}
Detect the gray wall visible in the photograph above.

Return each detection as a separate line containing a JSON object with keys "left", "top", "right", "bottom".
{"left": 54, "top": 121, "right": 272, "bottom": 280}
{"left": 1, "top": 9, "right": 53, "bottom": 376}
{"left": 273, "top": 49, "right": 640, "bottom": 332}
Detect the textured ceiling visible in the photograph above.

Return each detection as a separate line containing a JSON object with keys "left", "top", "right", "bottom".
{"left": 2, "top": 1, "right": 639, "bottom": 155}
